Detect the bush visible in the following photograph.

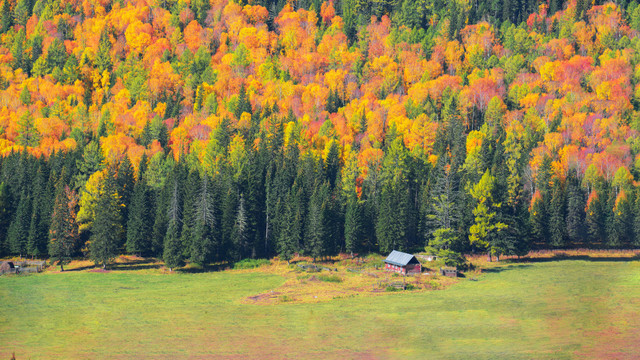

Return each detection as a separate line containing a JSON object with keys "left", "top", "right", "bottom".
{"left": 405, "top": 283, "right": 416, "bottom": 290}
{"left": 278, "top": 295, "right": 293, "bottom": 302}
{"left": 385, "top": 286, "right": 400, "bottom": 292}
{"left": 233, "top": 258, "right": 271, "bottom": 269}
{"left": 318, "top": 274, "right": 342, "bottom": 283}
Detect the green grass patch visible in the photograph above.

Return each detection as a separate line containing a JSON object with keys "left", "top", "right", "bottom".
{"left": 2, "top": 259, "right": 640, "bottom": 359}
{"left": 233, "top": 258, "right": 271, "bottom": 269}
{"left": 317, "top": 274, "right": 342, "bottom": 283}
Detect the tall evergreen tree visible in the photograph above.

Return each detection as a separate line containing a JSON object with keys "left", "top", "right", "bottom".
{"left": 27, "top": 167, "right": 50, "bottom": 258}
{"left": 0, "top": 182, "right": 11, "bottom": 257}
{"left": 1, "top": 0, "right": 13, "bottom": 33}
{"left": 95, "top": 29, "right": 112, "bottom": 72}
{"left": 163, "top": 181, "right": 183, "bottom": 271}
{"left": 90, "top": 167, "right": 122, "bottom": 268}
{"left": 549, "top": 179, "right": 566, "bottom": 248}
{"left": 126, "top": 179, "right": 152, "bottom": 256}
{"left": 7, "top": 191, "right": 31, "bottom": 257}
{"left": 565, "top": 173, "right": 586, "bottom": 246}
{"left": 231, "top": 193, "right": 249, "bottom": 261}
{"left": 344, "top": 194, "right": 363, "bottom": 255}
{"left": 48, "top": 183, "right": 79, "bottom": 271}
{"left": 191, "top": 173, "right": 216, "bottom": 265}
{"left": 306, "top": 184, "right": 327, "bottom": 262}
{"left": 117, "top": 156, "right": 135, "bottom": 237}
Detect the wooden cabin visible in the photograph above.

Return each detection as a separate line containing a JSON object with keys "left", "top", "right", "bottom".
{"left": 384, "top": 251, "right": 422, "bottom": 275}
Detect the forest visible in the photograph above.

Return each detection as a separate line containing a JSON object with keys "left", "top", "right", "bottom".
{"left": 1, "top": 0, "right": 640, "bottom": 269}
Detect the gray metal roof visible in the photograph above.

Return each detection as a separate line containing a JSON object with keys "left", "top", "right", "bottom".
{"left": 384, "top": 250, "right": 418, "bottom": 266}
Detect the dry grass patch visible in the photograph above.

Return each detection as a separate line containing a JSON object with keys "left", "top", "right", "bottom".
{"left": 240, "top": 255, "right": 460, "bottom": 304}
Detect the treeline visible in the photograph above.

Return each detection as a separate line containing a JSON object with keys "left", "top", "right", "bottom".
{"left": 2, "top": 93, "right": 640, "bottom": 269}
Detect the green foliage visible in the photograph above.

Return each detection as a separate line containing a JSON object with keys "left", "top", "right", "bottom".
{"left": 233, "top": 258, "right": 271, "bottom": 269}
{"left": 89, "top": 167, "right": 123, "bottom": 268}
{"left": 317, "top": 274, "right": 342, "bottom": 283}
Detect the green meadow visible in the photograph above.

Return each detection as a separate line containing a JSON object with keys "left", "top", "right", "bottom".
{"left": 1, "top": 259, "right": 639, "bottom": 359}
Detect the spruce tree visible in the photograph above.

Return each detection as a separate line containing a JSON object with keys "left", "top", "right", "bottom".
{"left": 633, "top": 192, "right": 640, "bottom": 247}
{"left": 90, "top": 167, "right": 122, "bottom": 269}
{"left": 277, "top": 189, "right": 302, "bottom": 263}
{"left": 95, "top": 29, "right": 112, "bottom": 72}
{"left": 306, "top": 185, "right": 326, "bottom": 262}
{"left": 126, "top": 179, "right": 152, "bottom": 256}
{"left": 586, "top": 188, "right": 607, "bottom": 246}
{"left": 7, "top": 191, "right": 31, "bottom": 257}
{"left": 163, "top": 181, "right": 183, "bottom": 271}
{"left": 27, "top": 167, "right": 49, "bottom": 258}
{"left": 117, "top": 156, "right": 135, "bottom": 237}
{"left": 48, "top": 184, "right": 79, "bottom": 271}
{"left": 0, "top": 182, "right": 11, "bottom": 257}
{"left": 565, "top": 174, "right": 586, "bottom": 246}
{"left": 231, "top": 194, "right": 248, "bottom": 260}
{"left": 344, "top": 195, "right": 363, "bottom": 256}
{"left": 549, "top": 179, "right": 566, "bottom": 248}
{"left": 1, "top": 0, "right": 13, "bottom": 33}
{"left": 191, "top": 173, "right": 216, "bottom": 265}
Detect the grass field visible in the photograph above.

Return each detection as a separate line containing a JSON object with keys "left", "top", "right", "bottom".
{"left": 1, "top": 254, "right": 640, "bottom": 359}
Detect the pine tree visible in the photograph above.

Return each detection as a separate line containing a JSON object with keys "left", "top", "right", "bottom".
{"left": 126, "top": 179, "right": 152, "bottom": 256}
{"left": 17, "top": 112, "right": 39, "bottom": 147}
{"left": 117, "top": 156, "right": 135, "bottom": 236}
{"left": 0, "top": 182, "right": 12, "bottom": 257}
{"left": 191, "top": 173, "right": 216, "bottom": 265}
{"left": 7, "top": 191, "right": 31, "bottom": 257}
{"left": 163, "top": 181, "right": 183, "bottom": 271}
{"left": 634, "top": 192, "right": 640, "bottom": 247}
{"left": 27, "top": 167, "right": 50, "bottom": 258}
{"left": 46, "top": 38, "right": 67, "bottom": 70}
{"left": 306, "top": 185, "right": 327, "bottom": 262}
{"left": 48, "top": 183, "right": 79, "bottom": 271}
{"left": 231, "top": 194, "right": 248, "bottom": 260}
{"left": 549, "top": 179, "right": 566, "bottom": 248}
{"left": 586, "top": 188, "right": 607, "bottom": 246}
{"left": 344, "top": 194, "right": 363, "bottom": 256}
{"left": 277, "top": 188, "right": 302, "bottom": 263}
{"left": 20, "top": 85, "right": 31, "bottom": 105}
{"left": 1, "top": 0, "right": 13, "bottom": 33}
{"left": 95, "top": 29, "right": 112, "bottom": 72}
{"left": 13, "top": 0, "right": 30, "bottom": 27}
{"left": 90, "top": 167, "right": 122, "bottom": 269}
{"left": 11, "top": 29, "right": 26, "bottom": 72}
{"left": 565, "top": 173, "right": 586, "bottom": 246}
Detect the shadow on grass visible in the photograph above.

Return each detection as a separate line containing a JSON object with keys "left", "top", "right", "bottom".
{"left": 511, "top": 253, "right": 640, "bottom": 263}
{"left": 481, "top": 264, "right": 532, "bottom": 273}
{"left": 66, "top": 258, "right": 162, "bottom": 272}
{"left": 177, "top": 262, "right": 231, "bottom": 273}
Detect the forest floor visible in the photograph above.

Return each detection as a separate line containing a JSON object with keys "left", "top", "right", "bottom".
{"left": 1, "top": 250, "right": 640, "bottom": 359}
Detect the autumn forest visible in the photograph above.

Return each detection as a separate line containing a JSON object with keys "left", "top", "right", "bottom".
{"left": 1, "top": 0, "right": 640, "bottom": 269}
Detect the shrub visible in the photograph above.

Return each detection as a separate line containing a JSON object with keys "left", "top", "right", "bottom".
{"left": 318, "top": 274, "right": 342, "bottom": 283}
{"left": 233, "top": 258, "right": 271, "bottom": 269}
{"left": 405, "top": 283, "right": 416, "bottom": 290}
{"left": 278, "top": 295, "right": 293, "bottom": 302}
{"left": 385, "top": 286, "right": 400, "bottom": 292}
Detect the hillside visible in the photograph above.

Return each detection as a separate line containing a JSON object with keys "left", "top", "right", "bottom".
{"left": 1, "top": 0, "right": 640, "bottom": 264}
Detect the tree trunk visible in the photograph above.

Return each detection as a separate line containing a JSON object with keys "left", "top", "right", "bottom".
{"left": 488, "top": 251, "right": 492, "bottom": 262}
{"left": 60, "top": 263, "right": 64, "bottom": 272}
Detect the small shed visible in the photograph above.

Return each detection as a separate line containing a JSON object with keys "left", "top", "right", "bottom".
{"left": 0, "top": 261, "right": 15, "bottom": 274}
{"left": 440, "top": 267, "right": 458, "bottom": 277}
{"left": 384, "top": 251, "right": 422, "bottom": 275}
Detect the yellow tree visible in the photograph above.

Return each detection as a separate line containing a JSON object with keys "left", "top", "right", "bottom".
{"left": 469, "top": 170, "right": 507, "bottom": 261}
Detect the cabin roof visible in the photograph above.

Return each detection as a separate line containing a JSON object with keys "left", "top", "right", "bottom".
{"left": 384, "top": 250, "right": 419, "bottom": 266}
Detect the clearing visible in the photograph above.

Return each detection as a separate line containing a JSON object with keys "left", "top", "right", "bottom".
{"left": 1, "top": 251, "right": 639, "bottom": 359}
